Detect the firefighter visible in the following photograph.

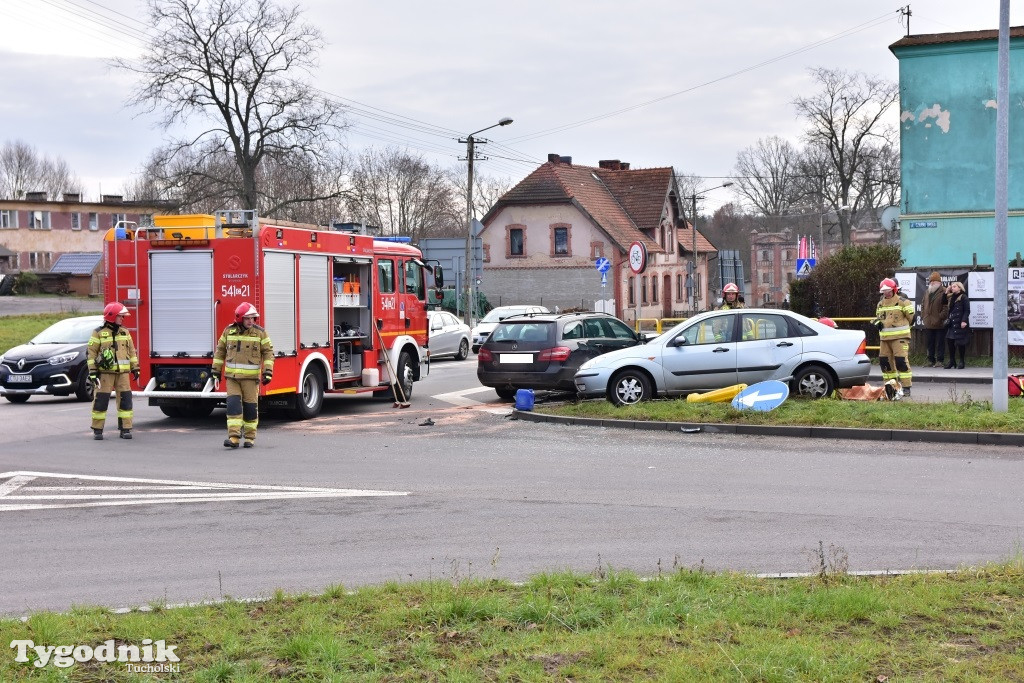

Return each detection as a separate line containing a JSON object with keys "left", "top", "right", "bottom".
{"left": 87, "top": 302, "right": 140, "bottom": 440}
{"left": 213, "top": 302, "right": 274, "bottom": 449}
{"left": 872, "top": 278, "right": 915, "bottom": 396}
{"left": 718, "top": 282, "right": 745, "bottom": 310}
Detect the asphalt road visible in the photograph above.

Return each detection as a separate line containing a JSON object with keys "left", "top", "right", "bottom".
{"left": 2, "top": 361, "right": 1022, "bottom": 616}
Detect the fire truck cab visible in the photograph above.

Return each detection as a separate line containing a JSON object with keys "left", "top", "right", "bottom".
{"left": 104, "top": 210, "right": 440, "bottom": 419}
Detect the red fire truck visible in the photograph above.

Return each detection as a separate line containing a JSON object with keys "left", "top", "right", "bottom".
{"left": 103, "top": 210, "right": 441, "bottom": 419}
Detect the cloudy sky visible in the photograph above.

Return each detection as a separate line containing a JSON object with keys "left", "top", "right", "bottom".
{"left": 0, "top": 0, "right": 1018, "bottom": 210}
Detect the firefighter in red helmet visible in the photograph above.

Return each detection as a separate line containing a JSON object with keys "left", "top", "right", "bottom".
{"left": 872, "top": 277, "right": 915, "bottom": 396}
{"left": 86, "top": 302, "right": 140, "bottom": 439}
{"left": 212, "top": 302, "right": 274, "bottom": 448}
{"left": 717, "top": 282, "right": 744, "bottom": 310}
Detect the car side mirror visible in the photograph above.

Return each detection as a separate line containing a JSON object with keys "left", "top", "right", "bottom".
{"left": 433, "top": 265, "right": 444, "bottom": 288}
{"left": 667, "top": 336, "right": 687, "bottom": 347}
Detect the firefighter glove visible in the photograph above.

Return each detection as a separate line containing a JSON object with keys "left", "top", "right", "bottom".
{"left": 89, "top": 373, "right": 99, "bottom": 386}
{"left": 131, "top": 369, "right": 140, "bottom": 381}
{"left": 872, "top": 319, "right": 884, "bottom": 331}
{"left": 261, "top": 372, "right": 272, "bottom": 386}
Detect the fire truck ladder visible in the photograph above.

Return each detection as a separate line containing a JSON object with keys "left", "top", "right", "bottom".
{"left": 111, "top": 220, "right": 141, "bottom": 341}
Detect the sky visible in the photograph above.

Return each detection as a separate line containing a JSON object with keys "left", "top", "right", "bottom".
{"left": 0, "top": 0, "right": 1019, "bottom": 212}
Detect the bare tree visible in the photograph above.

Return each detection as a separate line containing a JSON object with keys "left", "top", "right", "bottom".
{"left": 446, "top": 170, "right": 513, "bottom": 235}
{"left": 732, "top": 136, "right": 802, "bottom": 217}
{"left": 793, "top": 68, "right": 899, "bottom": 245}
{"left": 118, "top": 0, "right": 345, "bottom": 215}
{"left": 344, "top": 147, "right": 459, "bottom": 242}
{"left": 0, "top": 140, "right": 80, "bottom": 200}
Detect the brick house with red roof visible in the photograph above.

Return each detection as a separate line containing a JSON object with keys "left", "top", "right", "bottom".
{"left": 479, "top": 154, "right": 717, "bottom": 323}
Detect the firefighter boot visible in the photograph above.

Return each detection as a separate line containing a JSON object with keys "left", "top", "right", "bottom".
{"left": 224, "top": 437, "right": 239, "bottom": 449}
{"left": 120, "top": 429, "right": 133, "bottom": 439}
{"left": 243, "top": 440, "right": 254, "bottom": 449}
{"left": 93, "top": 429, "right": 103, "bottom": 440}
{"left": 902, "top": 386, "right": 911, "bottom": 398}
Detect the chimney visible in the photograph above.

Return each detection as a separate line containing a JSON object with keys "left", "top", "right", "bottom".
{"left": 25, "top": 191, "right": 47, "bottom": 202}
{"left": 547, "top": 153, "right": 561, "bottom": 163}
{"left": 599, "top": 160, "right": 622, "bottom": 170}
{"left": 101, "top": 194, "right": 124, "bottom": 204}
{"left": 621, "top": 162, "right": 630, "bottom": 170}
{"left": 63, "top": 193, "right": 81, "bottom": 203}
{"left": 559, "top": 156, "right": 572, "bottom": 165}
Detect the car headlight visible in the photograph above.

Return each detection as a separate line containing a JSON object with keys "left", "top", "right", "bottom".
{"left": 48, "top": 351, "right": 80, "bottom": 365}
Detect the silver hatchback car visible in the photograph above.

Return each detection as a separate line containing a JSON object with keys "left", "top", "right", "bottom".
{"left": 574, "top": 309, "right": 870, "bottom": 405}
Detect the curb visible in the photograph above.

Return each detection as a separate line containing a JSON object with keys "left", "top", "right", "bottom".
{"left": 514, "top": 410, "right": 1024, "bottom": 446}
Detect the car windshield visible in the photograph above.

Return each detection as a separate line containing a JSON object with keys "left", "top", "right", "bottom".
{"left": 480, "top": 307, "right": 532, "bottom": 323}
{"left": 490, "top": 321, "right": 555, "bottom": 344}
{"left": 30, "top": 317, "right": 100, "bottom": 344}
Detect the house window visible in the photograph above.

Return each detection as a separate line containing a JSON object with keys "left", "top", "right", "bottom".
{"left": 507, "top": 225, "right": 525, "bottom": 257}
{"left": 71, "top": 213, "right": 81, "bottom": 231}
{"left": 695, "top": 273, "right": 702, "bottom": 301}
{"left": 550, "top": 224, "right": 570, "bottom": 256}
{"left": 641, "top": 276, "right": 648, "bottom": 304}
{"left": 763, "top": 293, "right": 771, "bottom": 304}
{"left": 482, "top": 244, "right": 491, "bottom": 263}
{"left": 29, "top": 252, "right": 51, "bottom": 270}
{"left": 787, "top": 272, "right": 794, "bottom": 283}
{"left": 29, "top": 211, "right": 50, "bottom": 230}
{"left": 761, "top": 250, "right": 771, "bottom": 261}
{"left": 590, "top": 241, "right": 604, "bottom": 259}
{"left": 88, "top": 213, "right": 98, "bottom": 231}
{"left": 628, "top": 277, "right": 635, "bottom": 305}
{"left": 111, "top": 213, "right": 126, "bottom": 228}
{"left": 651, "top": 273, "right": 659, "bottom": 303}
{"left": 762, "top": 272, "right": 771, "bottom": 284}
{"left": 676, "top": 274, "right": 683, "bottom": 301}
{"left": 0, "top": 210, "right": 15, "bottom": 228}
{"left": 138, "top": 213, "right": 154, "bottom": 227}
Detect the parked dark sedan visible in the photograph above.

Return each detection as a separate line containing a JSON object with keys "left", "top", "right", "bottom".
{"left": 477, "top": 312, "right": 642, "bottom": 399}
{"left": 0, "top": 315, "right": 103, "bottom": 403}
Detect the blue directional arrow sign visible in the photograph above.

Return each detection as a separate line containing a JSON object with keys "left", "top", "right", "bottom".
{"left": 731, "top": 379, "right": 790, "bottom": 412}
{"left": 595, "top": 257, "right": 611, "bottom": 273}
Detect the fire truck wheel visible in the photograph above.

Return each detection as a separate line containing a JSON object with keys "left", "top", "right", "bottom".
{"left": 181, "top": 403, "right": 215, "bottom": 418}
{"left": 291, "top": 367, "right": 325, "bottom": 419}
{"left": 395, "top": 351, "right": 415, "bottom": 400}
{"left": 160, "top": 406, "right": 184, "bottom": 418}
{"left": 455, "top": 339, "right": 470, "bottom": 361}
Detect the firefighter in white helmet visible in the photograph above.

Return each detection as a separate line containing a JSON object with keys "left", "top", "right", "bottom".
{"left": 717, "top": 282, "right": 745, "bottom": 310}
{"left": 872, "top": 278, "right": 915, "bottom": 396}
{"left": 213, "top": 302, "right": 274, "bottom": 448}
{"left": 87, "top": 302, "right": 140, "bottom": 440}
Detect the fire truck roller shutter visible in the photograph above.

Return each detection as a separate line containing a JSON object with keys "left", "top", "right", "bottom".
{"left": 150, "top": 250, "right": 215, "bottom": 356}
{"left": 264, "top": 251, "right": 297, "bottom": 354}
{"left": 298, "top": 254, "right": 331, "bottom": 348}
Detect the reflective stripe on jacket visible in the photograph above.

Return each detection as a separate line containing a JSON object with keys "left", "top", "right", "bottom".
{"left": 213, "top": 324, "right": 274, "bottom": 380}
{"left": 876, "top": 295, "right": 915, "bottom": 340}
{"left": 86, "top": 323, "right": 139, "bottom": 374}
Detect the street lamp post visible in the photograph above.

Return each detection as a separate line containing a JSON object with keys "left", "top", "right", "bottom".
{"left": 818, "top": 204, "right": 850, "bottom": 258}
{"left": 687, "top": 182, "right": 733, "bottom": 311}
{"left": 461, "top": 117, "right": 513, "bottom": 327}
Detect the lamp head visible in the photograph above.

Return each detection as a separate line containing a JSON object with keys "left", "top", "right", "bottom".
{"left": 498, "top": 117, "right": 513, "bottom": 126}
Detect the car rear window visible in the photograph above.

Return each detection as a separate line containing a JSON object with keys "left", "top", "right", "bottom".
{"left": 490, "top": 321, "right": 555, "bottom": 344}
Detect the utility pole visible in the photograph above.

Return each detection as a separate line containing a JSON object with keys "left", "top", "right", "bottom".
{"left": 686, "top": 182, "right": 733, "bottom": 312}
{"left": 459, "top": 117, "right": 512, "bottom": 328}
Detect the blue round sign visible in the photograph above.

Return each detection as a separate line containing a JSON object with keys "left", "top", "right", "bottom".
{"left": 731, "top": 380, "right": 790, "bottom": 412}
{"left": 595, "top": 257, "right": 611, "bottom": 273}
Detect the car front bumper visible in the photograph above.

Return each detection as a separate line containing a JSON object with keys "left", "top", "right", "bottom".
{"left": 0, "top": 370, "right": 77, "bottom": 396}
{"left": 573, "top": 368, "right": 615, "bottom": 398}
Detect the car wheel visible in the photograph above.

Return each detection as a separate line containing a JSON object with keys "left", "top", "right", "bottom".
{"left": 609, "top": 369, "right": 652, "bottom": 406}
{"left": 495, "top": 386, "right": 517, "bottom": 401}
{"left": 471, "top": 345, "right": 480, "bottom": 354}
{"left": 290, "top": 367, "right": 325, "bottom": 419}
{"left": 793, "top": 365, "right": 835, "bottom": 399}
{"left": 4, "top": 394, "right": 30, "bottom": 404}
{"left": 74, "top": 369, "right": 95, "bottom": 402}
{"left": 455, "top": 339, "right": 470, "bottom": 361}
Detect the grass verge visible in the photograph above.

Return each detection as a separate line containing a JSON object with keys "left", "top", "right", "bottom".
{"left": 539, "top": 392, "right": 1024, "bottom": 433}
{"left": 0, "top": 311, "right": 101, "bottom": 352}
{"left": 1, "top": 563, "right": 1023, "bottom": 681}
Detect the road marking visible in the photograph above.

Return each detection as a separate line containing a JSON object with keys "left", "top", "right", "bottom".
{"left": 0, "top": 471, "right": 407, "bottom": 512}
{"left": 432, "top": 386, "right": 496, "bottom": 407}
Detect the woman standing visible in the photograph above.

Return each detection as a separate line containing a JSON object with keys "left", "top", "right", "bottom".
{"left": 944, "top": 281, "right": 971, "bottom": 369}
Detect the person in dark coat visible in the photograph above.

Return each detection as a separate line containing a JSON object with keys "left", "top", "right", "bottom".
{"left": 944, "top": 281, "right": 970, "bottom": 369}
{"left": 921, "top": 271, "right": 948, "bottom": 367}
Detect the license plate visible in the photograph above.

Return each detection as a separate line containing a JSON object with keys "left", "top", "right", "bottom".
{"left": 499, "top": 353, "right": 533, "bottom": 364}
{"left": 7, "top": 374, "right": 31, "bottom": 383}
